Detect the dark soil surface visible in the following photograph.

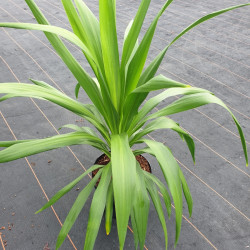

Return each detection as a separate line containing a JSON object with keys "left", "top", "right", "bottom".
{"left": 0, "top": 0, "right": 249, "bottom": 249}
{"left": 92, "top": 154, "right": 152, "bottom": 187}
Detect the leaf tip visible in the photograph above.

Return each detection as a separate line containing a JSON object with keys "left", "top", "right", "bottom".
{"left": 35, "top": 209, "right": 41, "bottom": 214}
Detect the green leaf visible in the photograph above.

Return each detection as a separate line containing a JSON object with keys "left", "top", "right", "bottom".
{"left": 121, "top": 0, "right": 151, "bottom": 68}
{"left": 61, "top": 0, "right": 105, "bottom": 88}
{"left": 0, "top": 140, "right": 31, "bottom": 147}
{"left": 30, "top": 78, "right": 56, "bottom": 90}
{"left": 137, "top": 47, "right": 168, "bottom": 87}
{"left": 105, "top": 181, "right": 114, "bottom": 235}
{"left": 36, "top": 164, "right": 103, "bottom": 214}
{"left": 0, "top": 132, "right": 107, "bottom": 163}
{"left": 139, "top": 4, "right": 250, "bottom": 90}
{"left": 56, "top": 169, "right": 103, "bottom": 250}
{"left": 143, "top": 171, "right": 171, "bottom": 218}
{"left": 74, "top": 0, "right": 104, "bottom": 71}
{"left": 125, "top": 0, "right": 174, "bottom": 95}
{"left": 0, "top": 22, "right": 95, "bottom": 62}
{"left": 99, "top": 0, "right": 121, "bottom": 110}
{"left": 143, "top": 140, "right": 182, "bottom": 245}
{"left": 133, "top": 74, "right": 188, "bottom": 93}
{"left": 130, "top": 117, "right": 195, "bottom": 163}
{"left": 60, "top": 124, "right": 99, "bottom": 137}
{"left": 131, "top": 209, "right": 139, "bottom": 250}
{"left": 0, "top": 82, "right": 110, "bottom": 141}
{"left": 111, "top": 133, "right": 136, "bottom": 249}
{"left": 25, "top": 0, "right": 107, "bottom": 120}
{"left": 168, "top": 4, "right": 250, "bottom": 49}
{"left": 129, "top": 87, "right": 211, "bottom": 135}
{"left": 148, "top": 93, "right": 248, "bottom": 166}
{"left": 121, "top": 76, "right": 189, "bottom": 132}
{"left": 84, "top": 164, "right": 112, "bottom": 250}
{"left": 145, "top": 177, "right": 168, "bottom": 250}
{"left": 133, "top": 163, "right": 150, "bottom": 249}
{"left": 179, "top": 168, "right": 193, "bottom": 217}
{"left": 75, "top": 83, "right": 80, "bottom": 99}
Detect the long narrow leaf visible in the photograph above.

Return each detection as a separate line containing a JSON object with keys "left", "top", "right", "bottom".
{"left": 143, "top": 140, "right": 182, "bottom": 245}
{"left": 143, "top": 171, "right": 171, "bottom": 217}
{"left": 121, "top": 0, "right": 151, "bottom": 67}
{"left": 0, "top": 140, "right": 31, "bottom": 147}
{"left": 0, "top": 22, "right": 95, "bottom": 63}
{"left": 145, "top": 177, "right": 168, "bottom": 250}
{"left": 121, "top": 76, "right": 189, "bottom": 131}
{"left": 105, "top": 181, "right": 114, "bottom": 235}
{"left": 138, "top": 4, "right": 250, "bottom": 100}
{"left": 168, "top": 4, "right": 250, "bottom": 49}
{"left": 25, "top": 0, "right": 107, "bottom": 120}
{"left": 0, "top": 132, "right": 107, "bottom": 163}
{"left": 131, "top": 117, "right": 195, "bottom": 163}
{"left": 148, "top": 93, "right": 248, "bottom": 165}
{"left": 56, "top": 169, "right": 103, "bottom": 249}
{"left": 131, "top": 210, "right": 139, "bottom": 250}
{"left": 133, "top": 74, "right": 188, "bottom": 93}
{"left": 179, "top": 168, "right": 193, "bottom": 217}
{"left": 74, "top": 0, "right": 104, "bottom": 71}
{"left": 99, "top": 0, "right": 121, "bottom": 110}
{"left": 129, "top": 87, "right": 210, "bottom": 135}
{"left": 0, "top": 82, "right": 110, "bottom": 141}
{"left": 61, "top": 0, "right": 106, "bottom": 89}
{"left": 36, "top": 164, "right": 103, "bottom": 213}
{"left": 125, "top": 0, "right": 174, "bottom": 95}
{"left": 111, "top": 133, "right": 136, "bottom": 249}
{"left": 84, "top": 164, "right": 112, "bottom": 250}
{"left": 133, "top": 163, "right": 150, "bottom": 249}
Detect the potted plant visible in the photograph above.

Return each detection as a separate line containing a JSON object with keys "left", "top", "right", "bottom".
{"left": 0, "top": 0, "right": 248, "bottom": 249}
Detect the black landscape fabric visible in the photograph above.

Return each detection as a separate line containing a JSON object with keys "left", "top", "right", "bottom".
{"left": 0, "top": 0, "right": 249, "bottom": 249}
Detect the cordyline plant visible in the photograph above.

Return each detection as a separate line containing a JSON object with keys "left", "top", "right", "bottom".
{"left": 0, "top": 0, "right": 249, "bottom": 249}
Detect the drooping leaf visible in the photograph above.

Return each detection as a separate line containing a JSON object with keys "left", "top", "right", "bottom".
{"left": 147, "top": 93, "right": 248, "bottom": 165}
{"left": 84, "top": 164, "right": 112, "bottom": 250}
{"left": 105, "top": 181, "right": 114, "bottom": 235}
{"left": 121, "top": 76, "right": 190, "bottom": 132}
{"left": 143, "top": 171, "right": 171, "bottom": 217}
{"left": 179, "top": 168, "right": 193, "bottom": 217}
{"left": 59, "top": 124, "right": 99, "bottom": 138}
{"left": 145, "top": 177, "right": 168, "bottom": 250}
{"left": 0, "top": 132, "right": 107, "bottom": 163}
{"left": 143, "top": 140, "right": 182, "bottom": 245}
{"left": 56, "top": 169, "right": 103, "bottom": 249}
{"left": 131, "top": 117, "right": 195, "bottom": 163}
{"left": 36, "top": 164, "right": 103, "bottom": 214}
{"left": 0, "top": 140, "right": 31, "bottom": 147}
{"left": 133, "top": 163, "right": 150, "bottom": 249}
{"left": 131, "top": 209, "right": 139, "bottom": 250}
{"left": 0, "top": 22, "right": 95, "bottom": 64}
{"left": 75, "top": 83, "right": 81, "bottom": 99}
{"left": 111, "top": 133, "right": 136, "bottom": 249}
{"left": 129, "top": 87, "right": 211, "bottom": 135}
{"left": 0, "top": 82, "right": 110, "bottom": 140}
{"left": 133, "top": 74, "right": 188, "bottom": 93}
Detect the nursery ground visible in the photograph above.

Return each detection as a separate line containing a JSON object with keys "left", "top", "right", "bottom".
{"left": 0, "top": 0, "right": 250, "bottom": 249}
